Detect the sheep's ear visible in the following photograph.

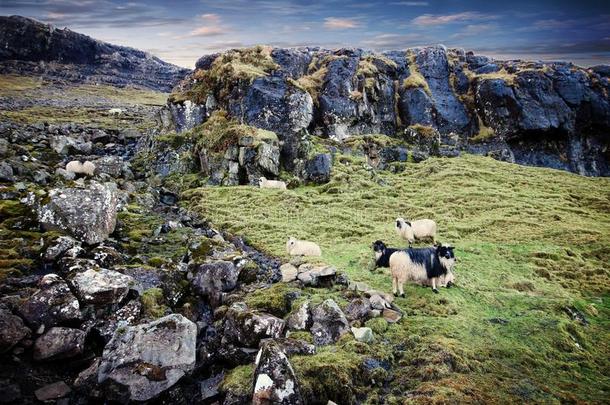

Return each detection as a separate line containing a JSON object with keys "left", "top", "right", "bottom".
{"left": 405, "top": 221, "right": 411, "bottom": 227}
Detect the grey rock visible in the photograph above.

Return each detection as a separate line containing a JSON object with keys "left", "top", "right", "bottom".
{"left": 351, "top": 327, "right": 373, "bottom": 343}
{"left": 71, "top": 268, "right": 134, "bottom": 305}
{"left": 34, "top": 381, "right": 72, "bottom": 401}
{"left": 252, "top": 340, "right": 303, "bottom": 404}
{"left": 16, "top": 274, "right": 81, "bottom": 329}
{"left": 286, "top": 301, "right": 311, "bottom": 331}
{"left": 303, "top": 153, "right": 332, "bottom": 184}
{"left": 344, "top": 298, "right": 371, "bottom": 321}
{"left": 191, "top": 261, "right": 239, "bottom": 307}
{"left": 310, "top": 299, "right": 349, "bottom": 345}
{"left": 37, "top": 181, "right": 118, "bottom": 244}
{"left": 223, "top": 303, "right": 285, "bottom": 347}
{"left": 33, "top": 327, "right": 85, "bottom": 361}
{"left": 98, "top": 314, "right": 197, "bottom": 401}
{"left": 0, "top": 304, "right": 30, "bottom": 353}
{"left": 281, "top": 263, "right": 298, "bottom": 282}
{"left": 0, "top": 161, "right": 14, "bottom": 182}
{"left": 44, "top": 236, "right": 81, "bottom": 262}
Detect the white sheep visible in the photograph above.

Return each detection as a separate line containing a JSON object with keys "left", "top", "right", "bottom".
{"left": 259, "top": 177, "right": 287, "bottom": 190}
{"left": 395, "top": 217, "right": 437, "bottom": 245}
{"left": 286, "top": 237, "right": 322, "bottom": 256}
{"left": 108, "top": 108, "right": 123, "bottom": 115}
{"left": 65, "top": 160, "right": 96, "bottom": 177}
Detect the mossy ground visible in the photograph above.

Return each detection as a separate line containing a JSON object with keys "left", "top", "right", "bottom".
{"left": 184, "top": 153, "right": 610, "bottom": 403}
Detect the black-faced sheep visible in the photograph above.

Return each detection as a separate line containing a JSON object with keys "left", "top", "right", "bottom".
{"left": 286, "top": 237, "right": 322, "bottom": 256}
{"left": 372, "top": 240, "right": 455, "bottom": 296}
{"left": 395, "top": 218, "right": 437, "bottom": 245}
{"left": 65, "top": 160, "right": 96, "bottom": 177}
{"left": 259, "top": 177, "right": 287, "bottom": 190}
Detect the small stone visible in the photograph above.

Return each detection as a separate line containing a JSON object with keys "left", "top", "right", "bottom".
{"left": 280, "top": 263, "right": 298, "bottom": 282}
{"left": 351, "top": 327, "right": 374, "bottom": 343}
{"left": 382, "top": 308, "right": 402, "bottom": 323}
{"left": 34, "top": 381, "right": 71, "bottom": 401}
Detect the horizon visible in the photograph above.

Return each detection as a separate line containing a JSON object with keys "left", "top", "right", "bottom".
{"left": 1, "top": 1, "right": 609, "bottom": 69}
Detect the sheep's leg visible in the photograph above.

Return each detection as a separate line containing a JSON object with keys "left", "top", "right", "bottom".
{"left": 392, "top": 277, "right": 397, "bottom": 296}
{"left": 398, "top": 281, "right": 405, "bottom": 298}
{"left": 432, "top": 277, "right": 439, "bottom": 294}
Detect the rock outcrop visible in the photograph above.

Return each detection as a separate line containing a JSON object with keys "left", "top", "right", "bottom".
{"left": 0, "top": 15, "right": 189, "bottom": 91}
{"left": 168, "top": 46, "right": 610, "bottom": 176}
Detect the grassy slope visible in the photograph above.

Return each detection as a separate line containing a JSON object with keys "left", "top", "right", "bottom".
{"left": 0, "top": 74, "right": 167, "bottom": 129}
{"left": 184, "top": 153, "right": 610, "bottom": 403}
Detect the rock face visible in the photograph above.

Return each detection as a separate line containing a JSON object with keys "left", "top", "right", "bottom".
{"left": 171, "top": 46, "right": 610, "bottom": 176}
{"left": 37, "top": 181, "right": 118, "bottom": 244}
{"left": 0, "top": 16, "right": 189, "bottom": 91}
{"left": 252, "top": 340, "right": 303, "bottom": 404}
{"left": 98, "top": 314, "right": 197, "bottom": 402}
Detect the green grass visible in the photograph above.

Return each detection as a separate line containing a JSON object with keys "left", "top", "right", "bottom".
{"left": 184, "top": 153, "right": 610, "bottom": 403}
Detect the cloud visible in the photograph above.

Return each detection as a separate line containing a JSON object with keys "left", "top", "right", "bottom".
{"left": 412, "top": 11, "right": 497, "bottom": 26}
{"left": 180, "top": 13, "right": 230, "bottom": 38}
{"left": 323, "top": 17, "right": 362, "bottom": 30}
{"left": 390, "top": 1, "right": 429, "bottom": 5}
{"left": 451, "top": 24, "right": 498, "bottom": 39}
{"left": 361, "top": 33, "right": 428, "bottom": 49}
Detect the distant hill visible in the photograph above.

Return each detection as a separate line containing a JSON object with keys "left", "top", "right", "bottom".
{"left": 0, "top": 15, "right": 190, "bottom": 92}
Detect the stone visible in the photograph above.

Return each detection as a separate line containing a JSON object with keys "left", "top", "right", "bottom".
{"left": 303, "top": 153, "right": 332, "bottom": 184}
{"left": 344, "top": 298, "right": 371, "bottom": 321}
{"left": 297, "top": 264, "right": 337, "bottom": 287}
{"left": 200, "top": 372, "right": 224, "bottom": 401}
{"left": 252, "top": 340, "right": 303, "bottom": 404}
{"left": 369, "top": 293, "right": 391, "bottom": 310}
{"left": 310, "top": 299, "right": 350, "bottom": 346}
{"left": 71, "top": 268, "right": 134, "bottom": 305}
{"left": 0, "top": 304, "right": 30, "bottom": 353}
{"left": 351, "top": 327, "right": 374, "bottom": 343}
{"left": 261, "top": 338, "right": 315, "bottom": 357}
{"left": 223, "top": 303, "right": 286, "bottom": 347}
{"left": 98, "top": 314, "right": 197, "bottom": 402}
{"left": 280, "top": 263, "right": 298, "bottom": 282}
{"left": 37, "top": 181, "right": 118, "bottom": 244}
{"left": 43, "top": 236, "right": 81, "bottom": 262}
{"left": 0, "top": 161, "right": 14, "bottom": 182}
{"left": 190, "top": 261, "right": 239, "bottom": 307}
{"left": 286, "top": 301, "right": 311, "bottom": 331}
{"left": 33, "top": 327, "right": 85, "bottom": 361}
{"left": 382, "top": 308, "right": 402, "bottom": 323}
{"left": 34, "top": 381, "right": 72, "bottom": 401}
{"left": 16, "top": 274, "right": 81, "bottom": 329}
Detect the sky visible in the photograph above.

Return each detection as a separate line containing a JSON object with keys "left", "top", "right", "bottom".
{"left": 1, "top": 0, "right": 609, "bottom": 68}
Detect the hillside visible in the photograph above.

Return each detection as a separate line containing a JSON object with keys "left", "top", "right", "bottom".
{"left": 0, "top": 15, "right": 189, "bottom": 91}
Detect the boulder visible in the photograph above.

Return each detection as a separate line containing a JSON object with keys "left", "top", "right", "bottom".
{"left": 200, "top": 372, "right": 224, "bottom": 402}
{"left": 190, "top": 261, "right": 239, "bottom": 307}
{"left": 286, "top": 301, "right": 311, "bottom": 331}
{"left": 252, "top": 340, "right": 303, "bottom": 404}
{"left": 43, "top": 235, "right": 82, "bottom": 262}
{"left": 223, "top": 303, "right": 285, "bottom": 347}
{"left": 296, "top": 264, "right": 337, "bottom": 287}
{"left": 16, "top": 274, "right": 81, "bottom": 329}
{"left": 303, "top": 153, "right": 332, "bottom": 184}
{"left": 98, "top": 314, "right": 197, "bottom": 402}
{"left": 0, "top": 304, "right": 30, "bottom": 353}
{"left": 310, "top": 299, "right": 349, "bottom": 345}
{"left": 33, "top": 327, "right": 85, "bottom": 361}
{"left": 280, "top": 263, "right": 298, "bottom": 282}
{"left": 34, "top": 381, "right": 72, "bottom": 401}
{"left": 71, "top": 268, "right": 134, "bottom": 305}
{"left": 0, "top": 161, "right": 14, "bottom": 182}
{"left": 344, "top": 297, "right": 372, "bottom": 322}
{"left": 37, "top": 181, "right": 118, "bottom": 244}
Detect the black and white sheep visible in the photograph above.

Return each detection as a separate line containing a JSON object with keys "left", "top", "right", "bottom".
{"left": 286, "top": 237, "right": 322, "bottom": 256}
{"left": 372, "top": 240, "right": 455, "bottom": 296}
{"left": 395, "top": 218, "right": 437, "bottom": 245}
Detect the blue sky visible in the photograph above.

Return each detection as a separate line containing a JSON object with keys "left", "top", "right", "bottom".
{"left": 2, "top": 0, "right": 609, "bottom": 68}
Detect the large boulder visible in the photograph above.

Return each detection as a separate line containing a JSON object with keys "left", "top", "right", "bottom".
{"left": 71, "top": 268, "right": 134, "bottom": 305}
{"left": 310, "top": 299, "right": 349, "bottom": 345}
{"left": 37, "top": 181, "right": 118, "bottom": 244}
{"left": 223, "top": 303, "right": 285, "bottom": 347}
{"left": 33, "top": 327, "right": 85, "bottom": 361}
{"left": 0, "top": 304, "right": 30, "bottom": 353}
{"left": 252, "top": 340, "right": 303, "bottom": 404}
{"left": 190, "top": 261, "right": 239, "bottom": 307}
{"left": 16, "top": 274, "right": 81, "bottom": 329}
{"left": 302, "top": 153, "right": 332, "bottom": 184}
{"left": 98, "top": 314, "right": 197, "bottom": 402}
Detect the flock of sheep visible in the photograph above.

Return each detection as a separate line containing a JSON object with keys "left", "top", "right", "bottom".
{"left": 286, "top": 217, "right": 456, "bottom": 297}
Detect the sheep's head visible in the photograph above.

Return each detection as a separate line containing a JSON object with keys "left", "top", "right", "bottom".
{"left": 258, "top": 177, "right": 267, "bottom": 186}
{"left": 372, "top": 240, "right": 386, "bottom": 253}
{"left": 436, "top": 245, "right": 456, "bottom": 270}
{"left": 395, "top": 218, "right": 411, "bottom": 229}
{"left": 286, "top": 237, "right": 296, "bottom": 253}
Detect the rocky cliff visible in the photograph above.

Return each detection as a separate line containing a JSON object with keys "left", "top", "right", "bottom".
{"left": 0, "top": 15, "right": 190, "bottom": 92}
{"left": 168, "top": 46, "right": 610, "bottom": 176}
